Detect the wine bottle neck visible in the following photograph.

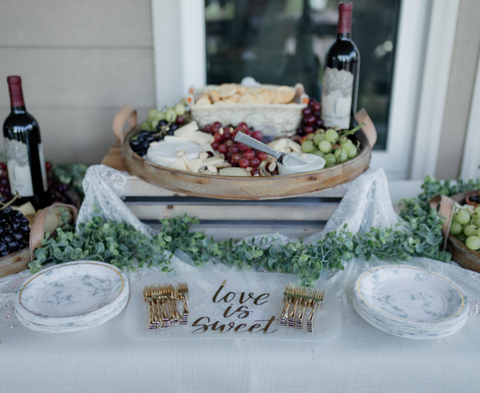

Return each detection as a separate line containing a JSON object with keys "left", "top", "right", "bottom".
{"left": 337, "top": 2, "right": 353, "bottom": 38}
{"left": 337, "top": 32, "right": 352, "bottom": 40}
{"left": 11, "top": 106, "right": 27, "bottom": 114}
{"left": 7, "top": 76, "right": 26, "bottom": 112}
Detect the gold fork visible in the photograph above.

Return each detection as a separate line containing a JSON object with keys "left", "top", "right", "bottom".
{"left": 288, "top": 286, "right": 304, "bottom": 328}
{"left": 143, "top": 285, "right": 155, "bottom": 330}
{"left": 168, "top": 284, "right": 182, "bottom": 324}
{"left": 178, "top": 282, "right": 190, "bottom": 325}
{"left": 295, "top": 288, "right": 314, "bottom": 330}
{"left": 280, "top": 283, "right": 293, "bottom": 327}
{"left": 307, "top": 289, "right": 325, "bottom": 333}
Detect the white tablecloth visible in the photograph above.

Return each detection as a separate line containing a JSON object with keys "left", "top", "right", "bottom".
{"left": 1, "top": 258, "right": 479, "bottom": 393}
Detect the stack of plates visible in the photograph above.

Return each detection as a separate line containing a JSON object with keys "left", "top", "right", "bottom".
{"left": 353, "top": 265, "right": 469, "bottom": 339}
{"left": 14, "top": 261, "right": 129, "bottom": 333}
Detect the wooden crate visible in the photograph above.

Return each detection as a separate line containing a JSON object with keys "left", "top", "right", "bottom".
{"left": 101, "top": 141, "right": 347, "bottom": 239}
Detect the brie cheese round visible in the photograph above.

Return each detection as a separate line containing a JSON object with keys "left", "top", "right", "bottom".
{"left": 146, "top": 140, "right": 202, "bottom": 167}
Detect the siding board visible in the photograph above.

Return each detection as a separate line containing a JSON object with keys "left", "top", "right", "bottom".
{"left": 0, "top": 0, "right": 153, "bottom": 48}
{"left": 0, "top": 108, "right": 150, "bottom": 164}
{"left": 0, "top": 48, "right": 155, "bottom": 109}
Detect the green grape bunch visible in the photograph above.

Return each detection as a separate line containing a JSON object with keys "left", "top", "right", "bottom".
{"left": 301, "top": 122, "right": 365, "bottom": 168}
{"left": 450, "top": 205, "right": 480, "bottom": 251}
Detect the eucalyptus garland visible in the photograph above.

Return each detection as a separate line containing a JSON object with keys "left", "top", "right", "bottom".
{"left": 31, "top": 174, "right": 477, "bottom": 285}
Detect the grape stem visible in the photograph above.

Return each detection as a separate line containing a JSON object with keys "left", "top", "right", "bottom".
{"left": 345, "top": 122, "right": 367, "bottom": 136}
{"left": 0, "top": 191, "right": 21, "bottom": 211}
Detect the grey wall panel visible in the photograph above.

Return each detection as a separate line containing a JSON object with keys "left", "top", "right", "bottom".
{"left": 0, "top": 48, "right": 155, "bottom": 109}
{"left": 0, "top": 108, "right": 150, "bottom": 165}
{"left": 0, "top": 0, "right": 153, "bottom": 48}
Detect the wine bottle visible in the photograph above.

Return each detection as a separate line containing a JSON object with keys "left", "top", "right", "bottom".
{"left": 321, "top": 2, "right": 360, "bottom": 129}
{"left": 3, "top": 76, "right": 47, "bottom": 209}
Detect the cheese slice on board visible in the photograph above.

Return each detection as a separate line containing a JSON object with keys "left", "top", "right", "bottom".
{"left": 146, "top": 140, "right": 202, "bottom": 167}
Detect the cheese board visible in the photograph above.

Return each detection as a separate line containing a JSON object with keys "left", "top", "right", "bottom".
{"left": 112, "top": 106, "right": 376, "bottom": 200}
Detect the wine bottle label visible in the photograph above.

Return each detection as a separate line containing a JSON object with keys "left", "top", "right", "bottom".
{"left": 321, "top": 68, "right": 354, "bottom": 129}
{"left": 39, "top": 143, "right": 48, "bottom": 192}
{"left": 5, "top": 139, "right": 47, "bottom": 196}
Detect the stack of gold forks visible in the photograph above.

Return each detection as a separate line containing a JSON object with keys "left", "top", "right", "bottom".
{"left": 143, "top": 282, "right": 190, "bottom": 329}
{"left": 279, "top": 283, "right": 325, "bottom": 333}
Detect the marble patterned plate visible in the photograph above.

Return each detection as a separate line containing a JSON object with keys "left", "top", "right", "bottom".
{"left": 16, "top": 261, "right": 126, "bottom": 319}
{"left": 355, "top": 265, "right": 468, "bottom": 325}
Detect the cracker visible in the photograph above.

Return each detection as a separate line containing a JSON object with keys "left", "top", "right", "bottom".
{"left": 237, "top": 85, "right": 248, "bottom": 94}
{"left": 239, "top": 94, "right": 254, "bottom": 104}
{"left": 209, "top": 90, "right": 220, "bottom": 103}
{"left": 196, "top": 97, "right": 212, "bottom": 106}
{"left": 275, "top": 86, "right": 296, "bottom": 104}
{"left": 219, "top": 84, "right": 237, "bottom": 98}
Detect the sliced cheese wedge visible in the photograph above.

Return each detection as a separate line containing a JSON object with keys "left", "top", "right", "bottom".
{"left": 168, "top": 155, "right": 189, "bottom": 171}
{"left": 174, "top": 121, "right": 199, "bottom": 138}
{"left": 185, "top": 158, "right": 205, "bottom": 173}
{"left": 202, "top": 157, "right": 225, "bottom": 167}
{"left": 188, "top": 131, "right": 213, "bottom": 146}
{"left": 219, "top": 168, "right": 251, "bottom": 177}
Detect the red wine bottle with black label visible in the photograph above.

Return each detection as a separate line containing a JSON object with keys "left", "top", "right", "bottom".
{"left": 3, "top": 76, "right": 47, "bottom": 209}
{"left": 321, "top": 2, "right": 360, "bottom": 129}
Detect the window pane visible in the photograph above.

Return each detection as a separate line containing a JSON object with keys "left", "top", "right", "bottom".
{"left": 205, "top": 0, "right": 401, "bottom": 150}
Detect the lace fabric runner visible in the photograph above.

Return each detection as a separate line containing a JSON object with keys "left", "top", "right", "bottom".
{"left": 1, "top": 165, "right": 479, "bottom": 318}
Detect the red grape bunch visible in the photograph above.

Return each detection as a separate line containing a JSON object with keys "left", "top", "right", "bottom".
{"left": 203, "top": 122, "right": 274, "bottom": 176}
{"left": 296, "top": 98, "right": 323, "bottom": 136}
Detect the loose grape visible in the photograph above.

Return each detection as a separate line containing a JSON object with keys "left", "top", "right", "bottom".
{"left": 342, "top": 139, "right": 354, "bottom": 151}
{"left": 175, "top": 104, "right": 186, "bottom": 116}
{"left": 313, "top": 133, "right": 325, "bottom": 145}
{"left": 455, "top": 210, "right": 471, "bottom": 225}
{"left": 319, "top": 140, "right": 332, "bottom": 153}
{"left": 324, "top": 154, "right": 336, "bottom": 167}
{"left": 250, "top": 157, "right": 261, "bottom": 167}
{"left": 449, "top": 221, "right": 462, "bottom": 235}
{"left": 325, "top": 129, "right": 339, "bottom": 143}
{"left": 474, "top": 218, "right": 480, "bottom": 227}
{"left": 252, "top": 130, "right": 263, "bottom": 141}
{"left": 165, "top": 108, "right": 177, "bottom": 123}
{"left": 466, "top": 236, "right": 480, "bottom": 251}
{"left": 239, "top": 158, "right": 249, "bottom": 168}
{"left": 474, "top": 207, "right": 480, "bottom": 216}
{"left": 347, "top": 146, "right": 357, "bottom": 158}
{"left": 304, "top": 126, "right": 314, "bottom": 134}
{"left": 151, "top": 118, "right": 160, "bottom": 129}
{"left": 302, "top": 141, "right": 316, "bottom": 153}
{"left": 155, "top": 111, "right": 166, "bottom": 121}
{"left": 218, "top": 144, "right": 228, "bottom": 154}
{"left": 464, "top": 225, "right": 479, "bottom": 237}
{"left": 257, "top": 152, "right": 269, "bottom": 161}
{"left": 335, "top": 149, "right": 348, "bottom": 163}
{"left": 149, "top": 109, "right": 159, "bottom": 119}
{"left": 243, "top": 150, "right": 255, "bottom": 160}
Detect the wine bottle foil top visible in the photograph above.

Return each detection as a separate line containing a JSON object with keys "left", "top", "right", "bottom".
{"left": 7, "top": 76, "right": 22, "bottom": 85}
{"left": 338, "top": 2, "right": 353, "bottom": 34}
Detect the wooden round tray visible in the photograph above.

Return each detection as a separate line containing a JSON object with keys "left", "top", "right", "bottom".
{"left": 114, "top": 106, "right": 376, "bottom": 200}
